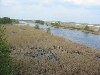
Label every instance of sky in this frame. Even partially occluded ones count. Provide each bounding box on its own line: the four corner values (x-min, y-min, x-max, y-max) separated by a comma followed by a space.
0, 0, 100, 24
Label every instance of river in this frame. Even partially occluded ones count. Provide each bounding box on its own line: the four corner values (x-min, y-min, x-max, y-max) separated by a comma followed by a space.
20, 21, 100, 50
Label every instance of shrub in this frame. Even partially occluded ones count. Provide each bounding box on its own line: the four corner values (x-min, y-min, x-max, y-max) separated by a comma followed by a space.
0, 17, 12, 24
0, 25, 13, 75
84, 25, 89, 30
0, 17, 19, 24
47, 28, 51, 33
51, 21, 61, 28
35, 20, 44, 25
34, 24, 40, 29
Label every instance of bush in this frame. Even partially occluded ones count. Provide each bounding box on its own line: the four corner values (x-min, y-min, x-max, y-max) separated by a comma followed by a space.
51, 21, 61, 27
46, 28, 51, 33
0, 17, 19, 24
35, 20, 44, 25
34, 24, 40, 29
0, 25, 13, 75
84, 25, 89, 30
11, 19, 19, 24
0, 17, 12, 24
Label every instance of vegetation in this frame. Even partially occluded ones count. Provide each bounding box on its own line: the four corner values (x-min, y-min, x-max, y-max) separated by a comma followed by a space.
83, 25, 94, 33
0, 17, 12, 24
0, 25, 13, 75
84, 25, 89, 30
46, 27, 51, 33
35, 20, 44, 25
11, 19, 19, 24
34, 24, 40, 29
4, 25, 100, 75
51, 21, 61, 28
49, 22, 100, 35
0, 17, 19, 24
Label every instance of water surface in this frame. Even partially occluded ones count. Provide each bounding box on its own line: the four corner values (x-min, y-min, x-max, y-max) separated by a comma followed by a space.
21, 22, 100, 50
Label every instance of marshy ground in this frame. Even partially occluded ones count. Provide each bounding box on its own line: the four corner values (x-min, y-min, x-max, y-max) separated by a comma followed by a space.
5, 24, 100, 75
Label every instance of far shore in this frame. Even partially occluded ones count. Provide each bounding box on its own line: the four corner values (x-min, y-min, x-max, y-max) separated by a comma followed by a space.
45, 22, 100, 35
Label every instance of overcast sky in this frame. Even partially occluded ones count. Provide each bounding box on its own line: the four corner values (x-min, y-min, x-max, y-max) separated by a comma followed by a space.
0, 0, 100, 24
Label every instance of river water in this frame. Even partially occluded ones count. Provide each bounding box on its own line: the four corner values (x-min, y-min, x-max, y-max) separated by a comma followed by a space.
20, 21, 100, 50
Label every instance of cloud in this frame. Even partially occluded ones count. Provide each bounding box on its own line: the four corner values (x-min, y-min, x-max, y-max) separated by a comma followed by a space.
38, 0, 54, 4
0, 0, 100, 23
64, 0, 100, 6
1, 0, 18, 5
1, 0, 100, 6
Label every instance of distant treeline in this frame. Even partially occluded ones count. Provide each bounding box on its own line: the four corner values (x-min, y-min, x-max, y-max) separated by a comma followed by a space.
0, 17, 19, 24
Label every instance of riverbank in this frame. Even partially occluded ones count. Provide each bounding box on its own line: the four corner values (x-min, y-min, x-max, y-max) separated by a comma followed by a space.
46, 22, 100, 35
5, 24, 100, 75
